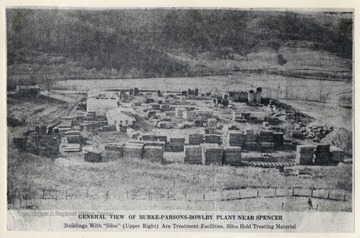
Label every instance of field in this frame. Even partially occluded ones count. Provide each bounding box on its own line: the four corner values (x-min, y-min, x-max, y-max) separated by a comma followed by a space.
7, 146, 352, 211
53, 73, 351, 102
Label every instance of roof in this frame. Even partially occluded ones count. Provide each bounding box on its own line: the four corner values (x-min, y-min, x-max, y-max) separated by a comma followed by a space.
106, 108, 136, 120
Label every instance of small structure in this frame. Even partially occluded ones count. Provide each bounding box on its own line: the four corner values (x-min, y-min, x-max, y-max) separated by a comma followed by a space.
165, 111, 175, 117
168, 138, 185, 152
147, 110, 156, 118
273, 132, 284, 149
227, 132, 245, 147
175, 107, 187, 117
330, 146, 345, 163
204, 134, 221, 144
255, 87, 262, 104
194, 88, 199, 96
83, 149, 103, 162
245, 130, 257, 142
205, 127, 216, 134
13, 137, 27, 150
65, 135, 83, 144
157, 136, 168, 143
296, 145, 315, 165
62, 143, 81, 152
244, 142, 261, 151
207, 118, 217, 127
189, 134, 204, 145
106, 108, 136, 131
315, 144, 331, 164
160, 104, 170, 112
223, 146, 242, 166
150, 103, 161, 111
123, 143, 144, 159
102, 143, 124, 161
258, 130, 274, 142
142, 134, 158, 141
249, 112, 270, 121
260, 142, 275, 152
81, 122, 99, 132
143, 145, 164, 162
157, 121, 172, 129
184, 145, 202, 164
201, 143, 223, 165
248, 90, 255, 102
16, 85, 41, 96
87, 95, 119, 114
144, 141, 166, 150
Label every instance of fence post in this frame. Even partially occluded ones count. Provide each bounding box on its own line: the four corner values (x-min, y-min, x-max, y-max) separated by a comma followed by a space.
274, 188, 277, 197
167, 191, 170, 199
292, 188, 295, 196
18, 190, 22, 209
282, 202, 284, 210
327, 190, 330, 199
203, 194, 206, 201
257, 189, 259, 198
126, 190, 129, 199
310, 188, 313, 197
184, 191, 187, 200
42, 190, 45, 199
343, 192, 346, 201
65, 191, 68, 200
106, 191, 109, 200
316, 204, 319, 210
25, 192, 28, 208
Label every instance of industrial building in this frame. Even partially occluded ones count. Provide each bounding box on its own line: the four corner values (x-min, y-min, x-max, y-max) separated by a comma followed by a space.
106, 108, 136, 131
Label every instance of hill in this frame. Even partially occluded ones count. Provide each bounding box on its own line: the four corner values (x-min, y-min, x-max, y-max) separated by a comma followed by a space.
6, 9, 353, 89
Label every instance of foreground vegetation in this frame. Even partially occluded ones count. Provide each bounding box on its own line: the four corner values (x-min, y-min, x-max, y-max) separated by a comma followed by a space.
7, 142, 352, 211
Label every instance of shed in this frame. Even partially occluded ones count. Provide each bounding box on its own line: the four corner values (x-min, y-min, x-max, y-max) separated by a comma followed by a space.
83, 149, 103, 162
106, 108, 136, 131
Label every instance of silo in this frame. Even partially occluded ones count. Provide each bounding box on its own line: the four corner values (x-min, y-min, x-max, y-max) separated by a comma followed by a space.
248, 90, 255, 102
255, 87, 262, 103
134, 88, 139, 96
194, 88, 199, 96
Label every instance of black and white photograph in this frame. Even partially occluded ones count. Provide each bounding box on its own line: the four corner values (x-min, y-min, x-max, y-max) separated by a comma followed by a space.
4, 6, 355, 233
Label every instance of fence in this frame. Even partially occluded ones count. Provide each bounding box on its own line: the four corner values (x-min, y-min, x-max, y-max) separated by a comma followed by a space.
7, 186, 351, 210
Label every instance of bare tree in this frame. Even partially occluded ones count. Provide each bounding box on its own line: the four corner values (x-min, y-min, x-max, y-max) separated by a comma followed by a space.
36, 65, 60, 93
318, 80, 330, 103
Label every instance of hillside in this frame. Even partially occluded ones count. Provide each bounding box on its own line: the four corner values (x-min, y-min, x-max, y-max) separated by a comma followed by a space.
6, 9, 353, 89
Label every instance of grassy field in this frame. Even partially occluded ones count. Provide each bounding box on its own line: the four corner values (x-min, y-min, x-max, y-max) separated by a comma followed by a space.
7, 143, 352, 211
281, 99, 352, 131
7, 91, 85, 125
53, 73, 351, 102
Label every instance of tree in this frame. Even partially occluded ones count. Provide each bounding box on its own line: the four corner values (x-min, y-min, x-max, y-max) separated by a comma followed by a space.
318, 80, 331, 103
34, 65, 61, 92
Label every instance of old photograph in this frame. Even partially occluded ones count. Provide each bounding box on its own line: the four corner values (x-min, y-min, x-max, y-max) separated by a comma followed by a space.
5, 7, 354, 232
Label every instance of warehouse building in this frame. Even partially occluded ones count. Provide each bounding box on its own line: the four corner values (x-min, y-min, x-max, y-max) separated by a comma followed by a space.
87, 91, 120, 114
106, 108, 136, 131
